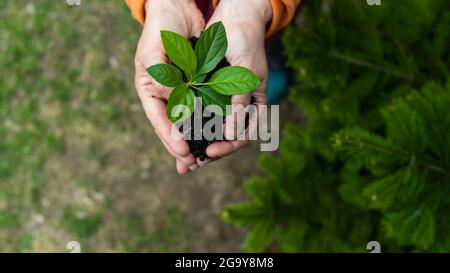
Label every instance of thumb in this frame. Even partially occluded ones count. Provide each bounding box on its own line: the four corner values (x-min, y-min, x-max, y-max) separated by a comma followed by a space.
135, 35, 172, 100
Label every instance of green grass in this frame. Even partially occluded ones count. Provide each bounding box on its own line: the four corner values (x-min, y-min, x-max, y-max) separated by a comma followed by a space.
122, 204, 189, 252
62, 204, 103, 240
0, 1, 190, 252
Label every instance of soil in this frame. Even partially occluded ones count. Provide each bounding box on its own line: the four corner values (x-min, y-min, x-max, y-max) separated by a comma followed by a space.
183, 111, 222, 161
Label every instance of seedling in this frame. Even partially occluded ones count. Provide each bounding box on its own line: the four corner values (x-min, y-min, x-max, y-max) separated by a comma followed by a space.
146, 22, 260, 123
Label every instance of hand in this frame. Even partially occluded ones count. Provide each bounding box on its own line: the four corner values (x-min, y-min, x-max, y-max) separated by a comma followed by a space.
204, 0, 272, 161
134, 0, 205, 174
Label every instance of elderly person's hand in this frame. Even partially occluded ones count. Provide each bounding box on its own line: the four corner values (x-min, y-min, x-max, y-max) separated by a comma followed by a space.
204, 0, 272, 162
134, 0, 205, 174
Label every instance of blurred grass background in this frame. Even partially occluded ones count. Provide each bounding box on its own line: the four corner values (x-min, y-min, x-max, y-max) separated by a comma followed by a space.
0, 0, 260, 252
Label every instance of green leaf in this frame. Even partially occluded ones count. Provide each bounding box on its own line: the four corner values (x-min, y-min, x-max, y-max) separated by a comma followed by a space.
362, 171, 403, 210
222, 203, 271, 225
193, 73, 207, 83
166, 85, 195, 123
146, 64, 184, 87
161, 30, 197, 80
382, 208, 435, 249
243, 219, 276, 252
278, 220, 308, 253
195, 22, 228, 75
204, 66, 260, 95
197, 87, 230, 115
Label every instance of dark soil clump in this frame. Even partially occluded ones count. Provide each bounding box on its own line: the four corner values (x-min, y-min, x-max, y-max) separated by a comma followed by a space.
181, 111, 222, 161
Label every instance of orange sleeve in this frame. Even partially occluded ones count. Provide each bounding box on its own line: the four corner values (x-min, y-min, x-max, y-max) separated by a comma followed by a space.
212, 0, 301, 37
126, 0, 301, 36
125, 0, 146, 25
266, 0, 302, 36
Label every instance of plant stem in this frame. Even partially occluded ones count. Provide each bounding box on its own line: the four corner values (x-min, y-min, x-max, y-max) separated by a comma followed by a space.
190, 85, 202, 96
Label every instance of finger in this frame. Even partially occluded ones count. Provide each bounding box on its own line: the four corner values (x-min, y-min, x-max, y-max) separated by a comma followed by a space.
137, 87, 193, 159
223, 52, 262, 141
197, 158, 209, 167
197, 156, 221, 167
197, 157, 211, 167
224, 47, 268, 140
189, 163, 199, 172
224, 94, 251, 140
247, 103, 260, 141
206, 139, 250, 158
136, 63, 196, 165
176, 159, 190, 175
252, 77, 268, 105
220, 103, 259, 156
135, 52, 172, 100
157, 129, 196, 166
189, 8, 206, 38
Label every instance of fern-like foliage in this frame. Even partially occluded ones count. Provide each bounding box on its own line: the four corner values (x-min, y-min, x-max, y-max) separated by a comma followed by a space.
334, 81, 450, 250
223, 0, 450, 252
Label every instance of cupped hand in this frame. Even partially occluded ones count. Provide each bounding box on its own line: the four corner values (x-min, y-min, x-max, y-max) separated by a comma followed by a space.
201, 0, 272, 165
134, 0, 205, 174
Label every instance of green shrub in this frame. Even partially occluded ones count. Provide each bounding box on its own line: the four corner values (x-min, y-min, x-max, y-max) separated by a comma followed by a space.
223, 0, 450, 252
